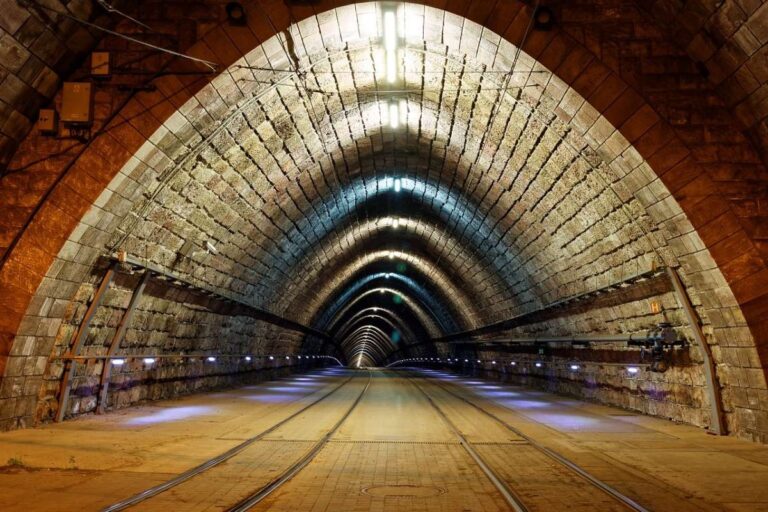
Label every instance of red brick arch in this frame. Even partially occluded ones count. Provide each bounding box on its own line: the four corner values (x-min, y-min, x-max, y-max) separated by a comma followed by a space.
0, 0, 766, 383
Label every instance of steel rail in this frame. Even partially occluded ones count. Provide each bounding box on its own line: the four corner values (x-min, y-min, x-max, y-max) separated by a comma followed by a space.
113, 254, 332, 340
423, 372, 651, 512
228, 371, 373, 511
401, 371, 529, 512
102, 372, 354, 512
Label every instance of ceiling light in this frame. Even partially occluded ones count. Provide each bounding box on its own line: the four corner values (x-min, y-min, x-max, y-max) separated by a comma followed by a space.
207, 356, 216, 362
570, 364, 580, 371
386, 51, 397, 83
269, 356, 274, 360
143, 358, 155, 365
627, 366, 640, 374
535, 362, 543, 368
245, 356, 252, 361
389, 102, 399, 128
111, 359, 125, 366
394, 179, 401, 192
384, 11, 397, 51
384, 10, 398, 83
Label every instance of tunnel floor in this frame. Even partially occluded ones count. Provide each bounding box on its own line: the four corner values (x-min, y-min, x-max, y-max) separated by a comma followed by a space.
0, 368, 766, 511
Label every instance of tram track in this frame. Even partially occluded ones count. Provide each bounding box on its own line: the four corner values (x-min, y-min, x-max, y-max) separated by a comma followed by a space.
105, 369, 652, 512
406, 370, 651, 512
402, 370, 530, 512
226, 370, 372, 511
102, 370, 359, 511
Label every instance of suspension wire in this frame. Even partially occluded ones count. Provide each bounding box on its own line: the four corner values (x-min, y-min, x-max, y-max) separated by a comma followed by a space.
96, 0, 153, 31
231, 64, 551, 75
23, 1, 217, 71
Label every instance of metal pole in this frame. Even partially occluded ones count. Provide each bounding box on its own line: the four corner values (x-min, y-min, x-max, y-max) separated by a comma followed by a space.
96, 271, 150, 414
448, 334, 644, 345
56, 262, 118, 422
667, 267, 727, 435
434, 266, 669, 342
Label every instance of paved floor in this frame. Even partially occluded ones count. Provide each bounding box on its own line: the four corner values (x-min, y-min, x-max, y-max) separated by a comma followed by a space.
0, 367, 766, 511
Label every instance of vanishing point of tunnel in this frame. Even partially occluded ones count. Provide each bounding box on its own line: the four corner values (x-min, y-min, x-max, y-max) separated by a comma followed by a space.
0, 1, 768, 511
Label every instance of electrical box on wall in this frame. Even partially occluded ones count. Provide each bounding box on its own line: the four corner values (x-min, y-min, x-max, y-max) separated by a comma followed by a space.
37, 109, 58, 135
60, 82, 93, 125
91, 51, 111, 77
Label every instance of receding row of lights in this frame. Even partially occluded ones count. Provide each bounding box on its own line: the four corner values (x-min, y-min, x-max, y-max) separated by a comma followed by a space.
110, 355, 334, 366
392, 358, 641, 375
380, 216, 407, 229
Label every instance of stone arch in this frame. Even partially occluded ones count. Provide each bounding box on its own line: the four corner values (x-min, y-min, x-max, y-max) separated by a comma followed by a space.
0, 1, 764, 440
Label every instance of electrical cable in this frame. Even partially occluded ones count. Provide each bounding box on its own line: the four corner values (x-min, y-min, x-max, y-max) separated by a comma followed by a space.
26, 1, 217, 71
96, 0, 153, 31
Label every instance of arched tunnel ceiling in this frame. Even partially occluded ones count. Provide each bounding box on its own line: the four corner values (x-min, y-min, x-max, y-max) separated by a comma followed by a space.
7, 2, 755, 366
97, 7, 671, 366
1, 0, 767, 439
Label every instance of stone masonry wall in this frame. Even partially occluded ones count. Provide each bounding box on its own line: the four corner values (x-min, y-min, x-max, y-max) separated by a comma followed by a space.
0, 1, 765, 442
4, 267, 320, 428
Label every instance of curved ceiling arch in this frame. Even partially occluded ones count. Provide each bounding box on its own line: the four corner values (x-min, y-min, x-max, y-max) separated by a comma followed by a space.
258, 190, 535, 318
116, 78, 658, 321
0, 1, 764, 439
334, 307, 422, 345
336, 313, 413, 354
321, 283, 447, 339
342, 325, 394, 363
272, 222, 510, 325
337, 314, 407, 348
328, 295, 442, 338
300, 249, 479, 329
313, 267, 466, 331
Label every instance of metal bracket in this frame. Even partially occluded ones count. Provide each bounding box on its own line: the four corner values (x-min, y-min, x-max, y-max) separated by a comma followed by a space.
667, 267, 727, 435
55, 262, 117, 422
96, 271, 150, 413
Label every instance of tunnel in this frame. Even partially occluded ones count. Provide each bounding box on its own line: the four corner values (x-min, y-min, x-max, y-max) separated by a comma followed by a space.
0, 0, 768, 510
